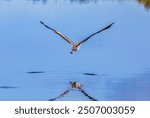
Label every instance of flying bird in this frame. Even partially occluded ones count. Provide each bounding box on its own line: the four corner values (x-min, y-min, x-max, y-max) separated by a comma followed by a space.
40, 21, 114, 54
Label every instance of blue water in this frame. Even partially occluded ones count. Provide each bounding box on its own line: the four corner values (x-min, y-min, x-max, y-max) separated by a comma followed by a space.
0, 0, 150, 100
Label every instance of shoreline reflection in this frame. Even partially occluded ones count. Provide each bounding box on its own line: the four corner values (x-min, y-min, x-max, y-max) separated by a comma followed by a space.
137, 0, 150, 9
3, 0, 150, 10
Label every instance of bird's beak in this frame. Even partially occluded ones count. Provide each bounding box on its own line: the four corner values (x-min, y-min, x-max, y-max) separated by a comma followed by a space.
70, 51, 73, 54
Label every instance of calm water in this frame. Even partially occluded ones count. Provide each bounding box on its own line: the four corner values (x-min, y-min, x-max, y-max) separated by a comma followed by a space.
0, 0, 150, 100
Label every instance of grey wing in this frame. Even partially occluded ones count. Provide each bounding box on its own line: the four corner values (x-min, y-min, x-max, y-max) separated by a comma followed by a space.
40, 21, 74, 44
77, 22, 114, 46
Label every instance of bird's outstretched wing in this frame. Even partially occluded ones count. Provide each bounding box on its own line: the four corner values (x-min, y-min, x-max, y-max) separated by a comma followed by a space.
77, 22, 114, 46
40, 21, 74, 44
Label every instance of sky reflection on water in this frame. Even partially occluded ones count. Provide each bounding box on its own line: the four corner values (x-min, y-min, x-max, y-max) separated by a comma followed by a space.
0, 0, 150, 100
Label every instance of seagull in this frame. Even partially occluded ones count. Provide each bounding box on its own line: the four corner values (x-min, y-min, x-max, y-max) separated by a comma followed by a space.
40, 21, 114, 54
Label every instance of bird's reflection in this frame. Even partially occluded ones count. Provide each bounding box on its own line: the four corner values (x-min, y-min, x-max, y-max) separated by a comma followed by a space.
49, 82, 98, 101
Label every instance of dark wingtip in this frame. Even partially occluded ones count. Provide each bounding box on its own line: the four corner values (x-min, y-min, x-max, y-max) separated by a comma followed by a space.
109, 22, 115, 27
40, 21, 44, 24
106, 22, 115, 29
103, 22, 115, 30
111, 22, 115, 25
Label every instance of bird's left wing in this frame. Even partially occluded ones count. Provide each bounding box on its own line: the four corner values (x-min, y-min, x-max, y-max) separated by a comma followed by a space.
77, 22, 114, 47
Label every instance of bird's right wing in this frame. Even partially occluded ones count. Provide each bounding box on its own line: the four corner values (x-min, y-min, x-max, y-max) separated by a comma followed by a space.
40, 21, 74, 44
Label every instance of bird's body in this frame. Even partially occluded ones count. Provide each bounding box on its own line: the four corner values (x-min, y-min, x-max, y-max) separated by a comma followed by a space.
70, 43, 81, 54
40, 21, 114, 54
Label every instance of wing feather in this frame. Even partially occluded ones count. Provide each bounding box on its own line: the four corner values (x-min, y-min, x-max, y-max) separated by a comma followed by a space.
40, 21, 74, 44
77, 22, 114, 46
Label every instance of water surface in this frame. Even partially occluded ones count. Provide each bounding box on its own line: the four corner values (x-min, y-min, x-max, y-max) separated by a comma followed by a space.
0, 0, 150, 100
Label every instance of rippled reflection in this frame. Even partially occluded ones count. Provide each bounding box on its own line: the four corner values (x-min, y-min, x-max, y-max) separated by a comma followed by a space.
69, 0, 98, 4
4, 0, 98, 4
0, 86, 18, 89
30, 0, 98, 4
3, 0, 150, 9
28, 0, 47, 4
